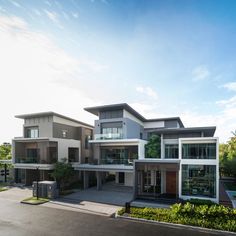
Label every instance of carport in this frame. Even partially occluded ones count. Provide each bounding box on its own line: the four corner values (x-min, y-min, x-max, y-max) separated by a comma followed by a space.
73, 163, 134, 190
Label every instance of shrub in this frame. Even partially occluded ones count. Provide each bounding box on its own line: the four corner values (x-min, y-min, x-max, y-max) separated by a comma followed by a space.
118, 203, 236, 232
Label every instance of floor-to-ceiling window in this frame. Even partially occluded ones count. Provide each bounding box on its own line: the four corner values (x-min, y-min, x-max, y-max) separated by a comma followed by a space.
182, 143, 216, 159
182, 165, 216, 198
165, 144, 179, 159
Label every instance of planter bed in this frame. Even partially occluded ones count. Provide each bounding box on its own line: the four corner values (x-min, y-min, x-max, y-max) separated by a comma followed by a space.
117, 202, 236, 233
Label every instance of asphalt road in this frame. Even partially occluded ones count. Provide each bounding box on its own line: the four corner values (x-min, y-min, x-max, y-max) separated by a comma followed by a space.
0, 194, 233, 236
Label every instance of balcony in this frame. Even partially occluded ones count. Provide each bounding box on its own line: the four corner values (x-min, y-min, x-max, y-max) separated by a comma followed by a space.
15, 156, 57, 164
94, 133, 123, 140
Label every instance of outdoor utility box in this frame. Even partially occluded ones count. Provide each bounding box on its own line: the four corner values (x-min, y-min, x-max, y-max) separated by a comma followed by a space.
32, 181, 59, 199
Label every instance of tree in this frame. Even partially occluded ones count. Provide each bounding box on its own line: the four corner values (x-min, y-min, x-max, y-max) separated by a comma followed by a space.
51, 159, 74, 191
219, 133, 236, 178
145, 134, 161, 158
0, 143, 11, 160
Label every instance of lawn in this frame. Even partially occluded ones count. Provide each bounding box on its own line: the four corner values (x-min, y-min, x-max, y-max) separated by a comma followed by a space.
21, 197, 49, 205
224, 181, 236, 191
118, 202, 236, 232
0, 183, 8, 192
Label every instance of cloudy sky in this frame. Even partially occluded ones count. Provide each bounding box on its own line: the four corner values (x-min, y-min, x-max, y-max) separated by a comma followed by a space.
0, 0, 235, 143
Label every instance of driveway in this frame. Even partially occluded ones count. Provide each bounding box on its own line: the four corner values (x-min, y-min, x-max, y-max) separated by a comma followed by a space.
45, 182, 133, 216
0, 186, 32, 202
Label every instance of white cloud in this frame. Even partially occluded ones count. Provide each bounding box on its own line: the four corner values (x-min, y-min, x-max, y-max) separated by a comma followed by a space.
0, 15, 104, 143
44, 10, 63, 28
72, 12, 79, 18
8, 0, 21, 8
192, 65, 210, 81
223, 82, 236, 91
136, 86, 158, 100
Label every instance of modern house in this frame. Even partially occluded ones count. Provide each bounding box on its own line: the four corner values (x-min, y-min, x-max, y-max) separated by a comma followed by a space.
12, 104, 219, 203
12, 112, 93, 185
74, 103, 219, 203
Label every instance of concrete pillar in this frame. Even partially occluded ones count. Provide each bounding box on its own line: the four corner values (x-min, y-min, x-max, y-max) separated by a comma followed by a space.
83, 171, 89, 189
161, 134, 164, 159
161, 169, 166, 194
96, 171, 102, 190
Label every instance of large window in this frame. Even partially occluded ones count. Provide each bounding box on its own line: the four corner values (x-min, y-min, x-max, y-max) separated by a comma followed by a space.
26, 127, 39, 138
101, 146, 138, 165
68, 148, 79, 162
99, 110, 123, 119
165, 144, 178, 159
182, 143, 216, 159
182, 165, 216, 198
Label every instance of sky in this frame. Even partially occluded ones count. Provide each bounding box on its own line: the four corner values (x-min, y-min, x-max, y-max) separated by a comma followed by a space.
0, 0, 236, 143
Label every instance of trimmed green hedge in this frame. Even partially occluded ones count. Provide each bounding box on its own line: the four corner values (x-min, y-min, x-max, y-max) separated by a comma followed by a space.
118, 203, 236, 232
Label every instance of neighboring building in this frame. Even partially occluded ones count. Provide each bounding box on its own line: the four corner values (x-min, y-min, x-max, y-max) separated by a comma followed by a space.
74, 103, 219, 203
12, 112, 93, 185
12, 104, 219, 203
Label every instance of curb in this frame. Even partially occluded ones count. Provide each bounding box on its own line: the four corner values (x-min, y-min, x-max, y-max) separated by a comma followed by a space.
115, 213, 236, 235
21, 200, 49, 205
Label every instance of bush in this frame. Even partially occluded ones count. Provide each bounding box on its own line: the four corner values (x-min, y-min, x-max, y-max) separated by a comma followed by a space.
118, 203, 236, 232
187, 198, 216, 206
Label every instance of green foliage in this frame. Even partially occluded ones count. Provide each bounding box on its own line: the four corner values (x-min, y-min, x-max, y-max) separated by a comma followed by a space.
51, 160, 74, 190
0, 143, 11, 160
145, 135, 161, 158
118, 203, 236, 232
187, 198, 216, 206
220, 135, 236, 177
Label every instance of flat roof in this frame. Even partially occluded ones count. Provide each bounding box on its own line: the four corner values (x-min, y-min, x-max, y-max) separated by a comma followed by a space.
146, 126, 216, 137
84, 103, 184, 127
15, 112, 93, 128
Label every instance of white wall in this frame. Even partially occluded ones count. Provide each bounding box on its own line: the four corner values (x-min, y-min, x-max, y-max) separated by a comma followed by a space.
143, 121, 165, 129
123, 110, 143, 126
53, 138, 81, 163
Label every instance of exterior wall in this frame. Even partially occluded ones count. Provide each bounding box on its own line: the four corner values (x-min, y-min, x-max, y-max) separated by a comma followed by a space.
56, 138, 81, 162
124, 118, 144, 139
78, 127, 93, 164
123, 110, 143, 126
24, 116, 53, 138
124, 172, 133, 186
143, 121, 165, 129
53, 123, 79, 140
53, 115, 92, 129
165, 120, 178, 128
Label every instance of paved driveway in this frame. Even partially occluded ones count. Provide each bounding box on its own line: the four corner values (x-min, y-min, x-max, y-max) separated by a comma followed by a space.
46, 183, 133, 216
0, 186, 32, 202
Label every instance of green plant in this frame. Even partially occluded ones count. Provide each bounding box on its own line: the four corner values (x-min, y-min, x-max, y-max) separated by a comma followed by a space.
145, 135, 161, 158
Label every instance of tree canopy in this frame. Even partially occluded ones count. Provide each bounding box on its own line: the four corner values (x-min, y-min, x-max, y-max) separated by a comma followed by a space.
145, 134, 161, 158
219, 134, 236, 177
0, 143, 11, 160
51, 159, 74, 190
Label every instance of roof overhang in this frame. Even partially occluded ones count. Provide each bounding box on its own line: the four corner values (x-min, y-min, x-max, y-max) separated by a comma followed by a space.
14, 163, 55, 170
146, 126, 216, 137
72, 163, 134, 172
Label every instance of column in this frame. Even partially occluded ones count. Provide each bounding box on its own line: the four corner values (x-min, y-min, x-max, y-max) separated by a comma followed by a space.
96, 171, 102, 190
161, 169, 166, 194
83, 171, 89, 189
161, 134, 164, 159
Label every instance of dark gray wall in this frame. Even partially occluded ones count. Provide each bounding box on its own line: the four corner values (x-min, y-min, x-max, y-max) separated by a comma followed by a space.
53, 123, 80, 140
165, 120, 179, 128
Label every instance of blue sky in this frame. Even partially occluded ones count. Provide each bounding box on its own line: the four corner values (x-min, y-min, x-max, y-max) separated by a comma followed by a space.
0, 0, 236, 143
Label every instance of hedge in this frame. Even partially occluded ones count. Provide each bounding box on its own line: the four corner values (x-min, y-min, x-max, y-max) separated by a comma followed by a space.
118, 203, 236, 232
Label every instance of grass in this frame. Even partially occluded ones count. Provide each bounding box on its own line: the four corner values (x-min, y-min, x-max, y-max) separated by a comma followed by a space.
0, 183, 8, 192
21, 197, 49, 205
224, 182, 236, 191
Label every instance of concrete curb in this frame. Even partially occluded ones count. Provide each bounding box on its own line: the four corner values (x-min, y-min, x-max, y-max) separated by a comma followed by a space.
115, 212, 236, 235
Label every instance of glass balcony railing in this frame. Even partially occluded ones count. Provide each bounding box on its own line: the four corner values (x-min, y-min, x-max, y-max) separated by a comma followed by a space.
94, 133, 123, 140
15, 157, 38, 164
15, 157, 57, 164
100, 158, 134, 165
